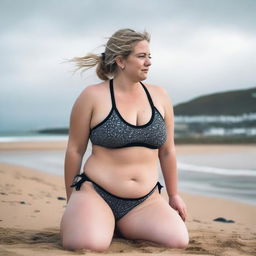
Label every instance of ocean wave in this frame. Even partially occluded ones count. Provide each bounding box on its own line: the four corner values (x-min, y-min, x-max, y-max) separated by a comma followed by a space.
178, 162, 256, 177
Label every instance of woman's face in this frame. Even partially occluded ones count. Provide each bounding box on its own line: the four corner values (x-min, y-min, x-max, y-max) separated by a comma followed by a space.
123, 40, 152, 81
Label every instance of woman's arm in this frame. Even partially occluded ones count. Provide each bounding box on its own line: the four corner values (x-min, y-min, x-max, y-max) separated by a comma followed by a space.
64, 86, 94, 202
157, 87, 187, 221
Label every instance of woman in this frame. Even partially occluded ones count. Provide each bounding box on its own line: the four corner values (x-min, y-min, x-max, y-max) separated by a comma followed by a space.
60, 28, 189, 251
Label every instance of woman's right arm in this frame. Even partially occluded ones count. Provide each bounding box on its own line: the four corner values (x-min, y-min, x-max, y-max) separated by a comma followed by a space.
64, 86, 95, 202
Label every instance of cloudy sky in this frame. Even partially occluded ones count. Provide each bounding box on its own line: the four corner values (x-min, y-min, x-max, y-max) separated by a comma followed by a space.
1, 0, 256, 132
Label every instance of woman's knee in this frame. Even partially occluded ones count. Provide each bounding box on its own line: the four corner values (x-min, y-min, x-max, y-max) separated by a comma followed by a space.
164, 229, 189, 249
62, 235, 111, 252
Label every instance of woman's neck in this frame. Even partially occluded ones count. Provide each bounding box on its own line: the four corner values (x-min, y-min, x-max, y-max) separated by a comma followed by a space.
113, 75, 140, 93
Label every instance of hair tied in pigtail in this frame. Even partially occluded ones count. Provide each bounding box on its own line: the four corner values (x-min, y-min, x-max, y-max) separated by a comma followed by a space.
101, 52, 105, 61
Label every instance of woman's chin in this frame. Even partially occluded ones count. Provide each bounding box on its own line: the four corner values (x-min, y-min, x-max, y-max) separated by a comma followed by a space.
139, 74, 148, 81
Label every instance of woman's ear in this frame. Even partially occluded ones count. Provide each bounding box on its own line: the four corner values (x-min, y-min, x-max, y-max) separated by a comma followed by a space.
115, 56, 125, 70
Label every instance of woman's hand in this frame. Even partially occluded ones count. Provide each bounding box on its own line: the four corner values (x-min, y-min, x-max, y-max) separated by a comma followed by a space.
169, 194, 187, 221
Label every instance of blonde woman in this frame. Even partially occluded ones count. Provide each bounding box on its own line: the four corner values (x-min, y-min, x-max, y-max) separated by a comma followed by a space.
60, 28, 189, 251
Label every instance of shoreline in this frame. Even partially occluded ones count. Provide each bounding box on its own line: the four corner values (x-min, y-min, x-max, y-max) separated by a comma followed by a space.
0, 141, 255, 205
0, 140, 256, 150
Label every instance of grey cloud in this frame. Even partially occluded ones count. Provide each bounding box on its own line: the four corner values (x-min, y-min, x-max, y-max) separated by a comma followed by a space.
1, 0, 255, 36
0, 0, 256, 131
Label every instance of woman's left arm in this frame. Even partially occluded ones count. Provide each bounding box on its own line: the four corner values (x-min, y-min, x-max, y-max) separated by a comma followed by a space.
157, 87, 187, 221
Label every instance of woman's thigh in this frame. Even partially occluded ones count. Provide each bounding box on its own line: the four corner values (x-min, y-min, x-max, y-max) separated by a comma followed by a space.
117, 191, 189, 248
60, 182, 115, 251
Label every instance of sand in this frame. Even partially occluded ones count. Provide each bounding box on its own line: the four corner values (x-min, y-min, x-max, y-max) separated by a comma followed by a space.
0, 142, 256, 256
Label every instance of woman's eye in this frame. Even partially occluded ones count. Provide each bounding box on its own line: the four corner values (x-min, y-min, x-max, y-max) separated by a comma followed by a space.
138, 55, 151, 59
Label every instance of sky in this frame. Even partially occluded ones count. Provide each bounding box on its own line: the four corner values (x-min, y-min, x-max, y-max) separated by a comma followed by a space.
1, 0, 256, 132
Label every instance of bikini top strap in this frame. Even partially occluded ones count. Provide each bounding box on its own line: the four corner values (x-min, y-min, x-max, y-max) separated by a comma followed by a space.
109, 79, 116, 109
110, 79, 154, 109
140, 81, 155, 108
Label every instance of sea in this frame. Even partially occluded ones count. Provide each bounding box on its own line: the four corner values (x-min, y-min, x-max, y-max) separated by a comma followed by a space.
0, 133, 255, 206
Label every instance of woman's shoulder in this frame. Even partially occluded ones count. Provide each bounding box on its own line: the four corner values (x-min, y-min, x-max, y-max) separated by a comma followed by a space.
77, 81, 108, 101
145, 83, 171, 102
81, 81, 107, 96
72, 81, 108, 110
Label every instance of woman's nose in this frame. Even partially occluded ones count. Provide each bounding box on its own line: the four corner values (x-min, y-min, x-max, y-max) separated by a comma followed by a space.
145, 57, 151, 66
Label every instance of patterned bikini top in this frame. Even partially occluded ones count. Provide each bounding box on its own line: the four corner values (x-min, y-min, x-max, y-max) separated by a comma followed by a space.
89, 79, 167, 149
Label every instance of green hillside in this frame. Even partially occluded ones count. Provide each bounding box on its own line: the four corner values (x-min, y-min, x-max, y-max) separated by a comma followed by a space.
174, 87, 256, 116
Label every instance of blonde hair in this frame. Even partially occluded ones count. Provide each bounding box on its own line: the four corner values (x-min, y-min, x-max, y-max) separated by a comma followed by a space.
71, 29, 151, 80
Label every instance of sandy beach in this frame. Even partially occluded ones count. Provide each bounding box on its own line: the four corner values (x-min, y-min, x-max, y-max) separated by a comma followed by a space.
0, 142, 256, 256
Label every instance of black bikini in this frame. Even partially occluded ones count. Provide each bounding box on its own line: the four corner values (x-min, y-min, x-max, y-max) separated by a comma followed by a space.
71, 172, 163, 220
71, 79, 167, 220
89, 79, 167, 149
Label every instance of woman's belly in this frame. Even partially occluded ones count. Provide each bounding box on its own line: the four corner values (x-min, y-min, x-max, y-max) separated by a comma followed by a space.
83, 145, 159, 198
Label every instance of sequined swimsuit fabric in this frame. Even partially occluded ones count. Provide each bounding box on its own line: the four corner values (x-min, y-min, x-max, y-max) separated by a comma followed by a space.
89, 79, 167, 149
